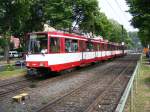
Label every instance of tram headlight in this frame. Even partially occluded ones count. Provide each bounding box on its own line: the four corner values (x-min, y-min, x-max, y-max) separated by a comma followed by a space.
39, 63, 44, 67
26, 62, 29, 66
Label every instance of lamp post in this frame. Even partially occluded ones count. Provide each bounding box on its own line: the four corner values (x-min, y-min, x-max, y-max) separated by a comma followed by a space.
121, 25, 125, 54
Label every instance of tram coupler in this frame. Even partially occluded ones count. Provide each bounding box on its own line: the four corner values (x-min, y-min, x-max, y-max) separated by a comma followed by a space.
27, 68, 39, 76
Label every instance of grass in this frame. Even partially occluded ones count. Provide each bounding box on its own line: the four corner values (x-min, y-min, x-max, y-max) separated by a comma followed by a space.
134, 57, 150, 112
0, 69, 26, 80
124, 55, 150, 112
0, 59, 16, 65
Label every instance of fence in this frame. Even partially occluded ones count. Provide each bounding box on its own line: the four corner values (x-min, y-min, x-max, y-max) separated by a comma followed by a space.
115, 54, 142, 112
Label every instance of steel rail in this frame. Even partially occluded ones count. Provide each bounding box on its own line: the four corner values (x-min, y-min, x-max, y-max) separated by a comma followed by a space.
84, 62, 134, 112
36, 62, 122, 112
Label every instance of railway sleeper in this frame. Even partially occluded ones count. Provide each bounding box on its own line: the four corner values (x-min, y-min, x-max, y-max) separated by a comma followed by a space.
98, 104, 114, 111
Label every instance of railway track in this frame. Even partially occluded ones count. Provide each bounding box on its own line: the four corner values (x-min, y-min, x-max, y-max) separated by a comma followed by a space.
85, 63, 136, 112
0, 67, 93, 97
0, 62, 111, 101
0, 57, 113, 100
0, 78, 29, 88
0, 78, 32, 98
36, 58, 138, 112
0, 54, 140, 112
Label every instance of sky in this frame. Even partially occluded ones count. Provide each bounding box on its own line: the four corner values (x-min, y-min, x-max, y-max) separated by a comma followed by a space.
98, 0, 138, 32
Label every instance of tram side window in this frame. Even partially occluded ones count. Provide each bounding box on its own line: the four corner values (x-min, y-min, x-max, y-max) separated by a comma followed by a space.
113, 46, 115, 50
65, 39, 72, 52
104, 44, 107, 51
72, 40, 78, 52
109, 45, 111, 51
108, 44, 110, 51
79, 41, 86, 51
65, 39, 78, 52
86, 42, 94, 51
110, 45, 112, 51
99, 44, 101, 51
103, 44, 106, 51
101, 43, 104, 51
50, 37, 60, 53
96, 44, 100, 51
110, 45, 111, 50
112, 45, 114, 50
116, 46, 118, 50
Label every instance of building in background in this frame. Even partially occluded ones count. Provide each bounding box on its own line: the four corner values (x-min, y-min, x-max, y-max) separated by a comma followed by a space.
10, 36, 20, 49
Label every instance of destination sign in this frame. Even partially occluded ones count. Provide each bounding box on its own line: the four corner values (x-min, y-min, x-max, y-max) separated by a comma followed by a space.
30, 34, 47, 39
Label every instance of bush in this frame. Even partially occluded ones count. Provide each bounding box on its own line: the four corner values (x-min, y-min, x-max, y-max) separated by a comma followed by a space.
4, 65, 15, 71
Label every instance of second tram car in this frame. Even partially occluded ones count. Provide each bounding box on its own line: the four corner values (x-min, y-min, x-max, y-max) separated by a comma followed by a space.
26, 31, 125, 76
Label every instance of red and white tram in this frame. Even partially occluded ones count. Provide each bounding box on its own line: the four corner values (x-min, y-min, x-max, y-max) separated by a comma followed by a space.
26, 31, 125, 75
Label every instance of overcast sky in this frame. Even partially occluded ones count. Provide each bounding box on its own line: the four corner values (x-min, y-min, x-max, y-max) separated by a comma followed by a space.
98, 0, 138, 31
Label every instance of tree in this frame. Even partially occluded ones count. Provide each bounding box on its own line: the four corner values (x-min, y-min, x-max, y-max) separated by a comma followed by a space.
0, 0, 132, 64
43, 0, 72, 29
0, 38, 7, 49
75, 0, 99, 33
128, 31, 142, 49
0, 0, 32, 63
126, 0, 150, 46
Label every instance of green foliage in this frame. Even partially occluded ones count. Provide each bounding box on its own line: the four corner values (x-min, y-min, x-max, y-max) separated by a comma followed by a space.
0, 38, 7, 48
126, 0, 150, 46
16, 47, 25, 52
0, 69, 25, 79
109, 20, 122, 42
0, 0, 131, 49
4, 65, 15, 71
77, 0, 99, 32
43, 0, 72, 29
0, 0, 32, 62
0, 0, 32, 34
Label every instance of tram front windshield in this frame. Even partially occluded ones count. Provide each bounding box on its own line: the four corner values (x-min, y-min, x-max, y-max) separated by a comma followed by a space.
28, 34, 48, 54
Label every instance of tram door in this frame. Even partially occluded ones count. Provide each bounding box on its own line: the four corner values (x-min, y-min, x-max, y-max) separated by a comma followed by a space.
95, 43, 98, 58
79, 40, 86, 61
100, 43, 102, 58
101, 43, 104, 57
79, 40, 83, 60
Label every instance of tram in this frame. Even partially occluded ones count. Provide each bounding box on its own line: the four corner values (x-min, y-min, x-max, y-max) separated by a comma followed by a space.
26, 31, 125, 76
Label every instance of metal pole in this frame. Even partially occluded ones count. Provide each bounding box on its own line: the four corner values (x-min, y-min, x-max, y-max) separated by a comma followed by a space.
135, 63, 139, 94
135, 67, 137, 94
131, 85, 134, 112
21, 62, 22, 69
121, 25, 124, 54
130, 91, 131, 112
